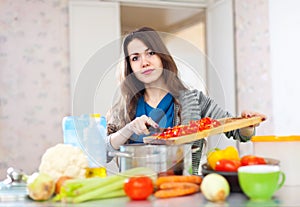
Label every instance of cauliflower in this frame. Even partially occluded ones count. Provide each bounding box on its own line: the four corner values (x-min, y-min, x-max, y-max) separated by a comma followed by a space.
38, 143, 89, 181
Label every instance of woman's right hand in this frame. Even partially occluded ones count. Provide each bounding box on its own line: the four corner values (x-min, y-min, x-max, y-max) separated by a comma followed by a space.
110, 115, 159, 150
127, 115, 159, 135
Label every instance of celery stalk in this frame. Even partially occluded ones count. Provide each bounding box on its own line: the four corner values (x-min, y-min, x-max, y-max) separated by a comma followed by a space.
73, 175, 123, 196
73, 179, 125, 203
59, 167, 157, 203
61, 177, 105, 197
97, 189, 126, 199
73, 167, 156, 196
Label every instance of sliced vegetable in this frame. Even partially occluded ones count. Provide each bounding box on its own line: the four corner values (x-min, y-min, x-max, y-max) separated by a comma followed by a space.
197, 117, 221, 131
215, 159, 241, 172
207, 146, 240, 170
156, 175, 202, 188
156, 117, 221, 138
200, 173, 230, 202
124, 176, 154, 200
240, 155, 266, 166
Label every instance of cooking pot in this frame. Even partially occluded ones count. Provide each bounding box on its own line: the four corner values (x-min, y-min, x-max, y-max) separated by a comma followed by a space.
112, 144, 192, 175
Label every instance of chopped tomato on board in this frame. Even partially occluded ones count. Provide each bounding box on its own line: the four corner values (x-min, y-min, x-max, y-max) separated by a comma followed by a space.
157, 117, 221, 139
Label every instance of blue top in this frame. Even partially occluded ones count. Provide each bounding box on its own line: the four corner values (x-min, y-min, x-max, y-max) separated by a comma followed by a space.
129, 93, 174, 143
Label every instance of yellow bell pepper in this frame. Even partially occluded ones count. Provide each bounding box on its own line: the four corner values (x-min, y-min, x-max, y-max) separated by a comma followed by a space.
207, 146, 240, 170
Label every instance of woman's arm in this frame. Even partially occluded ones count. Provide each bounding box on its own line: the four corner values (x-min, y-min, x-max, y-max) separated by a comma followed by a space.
194, 90, 266, 141
105, 115, 158, 162
108, 115, 158, 149
108, 123, 134, 150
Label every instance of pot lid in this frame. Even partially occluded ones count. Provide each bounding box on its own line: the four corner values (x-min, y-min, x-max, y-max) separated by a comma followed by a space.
252, 135, 300, 142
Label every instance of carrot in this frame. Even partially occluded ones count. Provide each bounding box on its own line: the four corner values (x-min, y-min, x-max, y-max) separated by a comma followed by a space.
154, 186, 199, 198
159, 182, 199, 190
156, 175, 202, 187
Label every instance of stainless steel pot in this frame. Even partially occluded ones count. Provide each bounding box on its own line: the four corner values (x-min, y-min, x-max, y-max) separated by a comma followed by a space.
112, 144, 192, 175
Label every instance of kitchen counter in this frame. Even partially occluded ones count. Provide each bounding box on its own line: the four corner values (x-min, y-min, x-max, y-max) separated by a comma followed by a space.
0, 185, 299, 207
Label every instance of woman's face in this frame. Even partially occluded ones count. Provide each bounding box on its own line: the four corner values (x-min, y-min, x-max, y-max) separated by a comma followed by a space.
127, 38, 164, 85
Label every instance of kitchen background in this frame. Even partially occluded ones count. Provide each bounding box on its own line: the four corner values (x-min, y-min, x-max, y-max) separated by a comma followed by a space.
0, 0, 299, 178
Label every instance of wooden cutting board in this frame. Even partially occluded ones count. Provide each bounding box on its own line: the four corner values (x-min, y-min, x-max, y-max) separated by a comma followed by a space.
143, 116, 265, 145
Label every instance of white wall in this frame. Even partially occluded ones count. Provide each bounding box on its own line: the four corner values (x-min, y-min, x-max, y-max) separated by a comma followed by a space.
166, 23, 207, 92
269, 0, 300, 135
206, 0, 237, 150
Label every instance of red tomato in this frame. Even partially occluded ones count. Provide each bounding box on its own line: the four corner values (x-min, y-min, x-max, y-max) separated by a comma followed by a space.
212, 119, 221, 127
199, 117, 212, 131
124, 176, 154, 200
215, 159, 241, 172
240, 155, 266, 166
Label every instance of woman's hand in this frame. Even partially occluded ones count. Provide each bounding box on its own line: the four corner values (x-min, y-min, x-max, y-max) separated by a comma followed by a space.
128, 115, 159, 135
241, 111, 267, 127
239, 111, 267, 138
110, 115, 159, 150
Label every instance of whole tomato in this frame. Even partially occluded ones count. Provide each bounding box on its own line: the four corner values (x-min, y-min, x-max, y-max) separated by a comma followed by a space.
215, 159, 241, 172
124, 176, 154, 200
240, 155, 266, 166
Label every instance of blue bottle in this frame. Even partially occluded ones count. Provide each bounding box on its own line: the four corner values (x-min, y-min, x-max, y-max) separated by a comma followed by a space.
62, 116, 78, 147
81, 115, 107, 167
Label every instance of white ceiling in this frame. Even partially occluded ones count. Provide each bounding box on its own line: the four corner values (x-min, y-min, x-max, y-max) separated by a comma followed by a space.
120, 5, 205, 34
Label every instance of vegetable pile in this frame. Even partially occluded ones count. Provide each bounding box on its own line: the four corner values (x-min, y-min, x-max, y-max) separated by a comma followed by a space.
156, 117, 221, 139
26, 144, 89, 201
26, 143, 221, 203
207, 146, 267, 172
52, 173, 203, 202
53, 167, 157, 203
26, 143, 270, 204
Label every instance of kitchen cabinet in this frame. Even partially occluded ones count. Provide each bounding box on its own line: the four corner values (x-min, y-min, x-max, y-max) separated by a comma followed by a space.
69, 1, 121, 116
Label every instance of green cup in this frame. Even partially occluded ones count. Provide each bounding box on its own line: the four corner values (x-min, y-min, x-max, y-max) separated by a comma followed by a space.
238, 165, 285, 201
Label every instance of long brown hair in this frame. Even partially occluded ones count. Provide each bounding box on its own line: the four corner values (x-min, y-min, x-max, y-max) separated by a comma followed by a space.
107, 27, 187, 134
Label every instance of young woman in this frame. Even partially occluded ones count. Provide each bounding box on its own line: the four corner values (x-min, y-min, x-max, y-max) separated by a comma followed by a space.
105, 27, 266, 174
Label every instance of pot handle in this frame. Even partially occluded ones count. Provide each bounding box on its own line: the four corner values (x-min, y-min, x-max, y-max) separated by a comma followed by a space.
108, 151, 133, 158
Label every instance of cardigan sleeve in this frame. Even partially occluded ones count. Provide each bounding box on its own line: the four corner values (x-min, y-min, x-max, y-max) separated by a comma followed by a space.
179, 89, 253, 142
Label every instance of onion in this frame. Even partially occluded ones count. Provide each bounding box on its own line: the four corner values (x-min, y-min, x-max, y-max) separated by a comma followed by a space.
27, 172, 55, 201
200, 173, 230, 202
